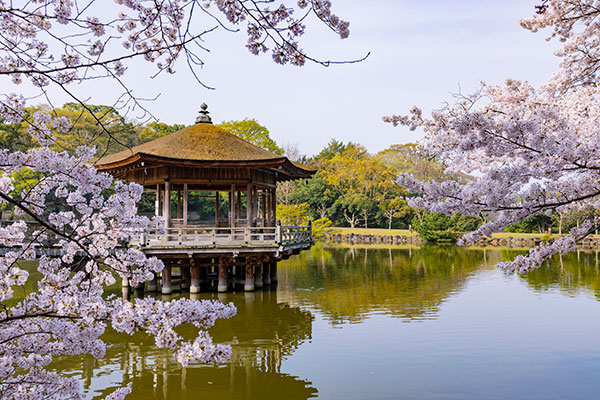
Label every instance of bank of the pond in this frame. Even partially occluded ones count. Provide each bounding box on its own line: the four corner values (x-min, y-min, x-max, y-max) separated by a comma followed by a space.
323, 227, 600, 248
51, 244, 600, 400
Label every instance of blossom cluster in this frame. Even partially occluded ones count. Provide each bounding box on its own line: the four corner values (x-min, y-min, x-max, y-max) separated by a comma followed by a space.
520, 0, 600, 89
0, 129, 236, 398
0, 0, 350, 97
385, 75, 600, 272
0, 0, 352, 398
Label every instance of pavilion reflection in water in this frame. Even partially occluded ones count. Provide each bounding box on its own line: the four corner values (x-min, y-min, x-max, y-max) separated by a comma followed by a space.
51, 245, 600, 399
56, 289, 317, 399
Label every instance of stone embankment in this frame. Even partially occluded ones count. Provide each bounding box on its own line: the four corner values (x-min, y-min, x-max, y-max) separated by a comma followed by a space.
324, 232, 600, 249
470, 236, 600, 249
324, 232, 423, 245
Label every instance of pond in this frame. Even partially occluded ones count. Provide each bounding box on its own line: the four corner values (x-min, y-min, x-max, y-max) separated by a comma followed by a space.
51, 244, 600, 399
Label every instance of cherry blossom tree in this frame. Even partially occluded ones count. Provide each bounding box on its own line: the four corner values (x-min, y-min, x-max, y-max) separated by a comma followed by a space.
0, 0, 353, 398
385, 0, 600, 274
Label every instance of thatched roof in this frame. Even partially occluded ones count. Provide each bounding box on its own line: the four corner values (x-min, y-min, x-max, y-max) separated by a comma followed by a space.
94, 121, 315, 180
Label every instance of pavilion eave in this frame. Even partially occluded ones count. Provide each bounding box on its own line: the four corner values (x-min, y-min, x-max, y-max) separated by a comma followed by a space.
95, 153, 314, 181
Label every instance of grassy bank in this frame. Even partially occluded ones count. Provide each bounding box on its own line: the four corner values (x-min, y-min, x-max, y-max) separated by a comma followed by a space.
324, 227, 600, 240
324, 227, 419, 237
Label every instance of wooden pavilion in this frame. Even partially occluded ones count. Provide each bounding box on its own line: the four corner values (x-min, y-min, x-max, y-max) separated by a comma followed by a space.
95, 105, 314, 293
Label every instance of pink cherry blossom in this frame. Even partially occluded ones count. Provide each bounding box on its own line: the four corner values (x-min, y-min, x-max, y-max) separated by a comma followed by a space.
0, 1, 352, 397
0, 142, 237, 398
385, 2, 600, 273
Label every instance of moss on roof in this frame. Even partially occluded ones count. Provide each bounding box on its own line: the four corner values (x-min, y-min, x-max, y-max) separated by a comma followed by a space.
291, 160, 316, 173
96, 122, 285, 166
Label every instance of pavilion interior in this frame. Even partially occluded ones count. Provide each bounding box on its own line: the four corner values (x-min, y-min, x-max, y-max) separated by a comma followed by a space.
139, 183, 277, 228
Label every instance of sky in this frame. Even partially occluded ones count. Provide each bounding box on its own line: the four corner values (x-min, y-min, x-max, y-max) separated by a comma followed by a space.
11, 0, 562, 157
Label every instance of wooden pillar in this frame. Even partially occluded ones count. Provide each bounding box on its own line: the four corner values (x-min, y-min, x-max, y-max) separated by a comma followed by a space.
265, 190, 271, 226
183, 183, 188, 226
218, 256, 231, 293
177, 189, 182, 219
163, 180, 171, 229
270, 259, 278, 283
190, 262, 201, 293
262, 261, 271, 285
261, 192, 267, 227
215, 191, 220, 227
237, 191, 242, 222
245, 262, 255, 292
228, 190, 232, 226
181, 265, 191, 290
162, 264, 172, 294
247, 184, 254, 227
218, 264, 228, 292
271, 187, 277, 226
253, 186, 257, 224
229, 185, 235, 227
155, 184, 160, 217
254, 262, 263, 288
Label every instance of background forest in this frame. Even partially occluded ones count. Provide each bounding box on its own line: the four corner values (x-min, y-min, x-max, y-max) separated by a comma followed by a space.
2, 103, 591, 240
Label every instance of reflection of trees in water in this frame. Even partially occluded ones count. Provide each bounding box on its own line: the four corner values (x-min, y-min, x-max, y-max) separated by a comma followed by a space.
210, 289, 314, 374
278, 243, 488, 325
500, 248, 600, 298
49, 289, 317, 400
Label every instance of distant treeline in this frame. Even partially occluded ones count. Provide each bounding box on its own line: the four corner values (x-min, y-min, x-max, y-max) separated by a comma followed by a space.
2, 104, 589, 240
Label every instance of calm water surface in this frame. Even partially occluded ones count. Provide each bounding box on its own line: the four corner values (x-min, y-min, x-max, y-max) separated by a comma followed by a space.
53, 244, 600, 399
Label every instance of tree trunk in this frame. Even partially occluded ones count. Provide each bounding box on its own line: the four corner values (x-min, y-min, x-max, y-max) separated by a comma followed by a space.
415, 208, 424, 221
344, 210, 357, 228
317, 203, 328, 219
559, 214, 563, 235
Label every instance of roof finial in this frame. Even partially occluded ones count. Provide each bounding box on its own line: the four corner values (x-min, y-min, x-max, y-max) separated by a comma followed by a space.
195, 103, 212, 124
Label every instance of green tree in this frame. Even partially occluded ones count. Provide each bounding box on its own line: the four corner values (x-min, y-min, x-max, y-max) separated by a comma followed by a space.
0, 103, 139, 156
380, 197, 411, 230
1, 104, 141, 212
0, 110, 36, 152
328, 192, 370, 228
278, 203, 310, 225
376, 143, 448, 182
218, 118, 283, 154
311, 217, 333, 238
310, 139, 352, 167
55, 103, 138, 155
321, 144, 397, 228
288, 173, 334, 219
0, 104, 193, 157
505, 214, 553, 234
412, 212, 482, 242
284, 141, 475, 230
139, 121, 187, 144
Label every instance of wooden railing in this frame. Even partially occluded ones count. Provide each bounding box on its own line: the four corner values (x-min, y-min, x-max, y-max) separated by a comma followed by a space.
280, 225, 312, 246
132, 225, 312, 248
0, 220, 313, 250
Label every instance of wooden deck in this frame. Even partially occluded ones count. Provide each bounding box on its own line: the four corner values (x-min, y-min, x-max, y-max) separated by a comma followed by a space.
0, 221, 313, 257
0, 220, 312, 293
133, 225, 312, 255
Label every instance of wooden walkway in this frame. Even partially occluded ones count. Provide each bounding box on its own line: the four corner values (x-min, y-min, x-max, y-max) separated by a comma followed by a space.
0, 220, 312, 293
0, 221, 312, 257
135, 225, 312, 254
